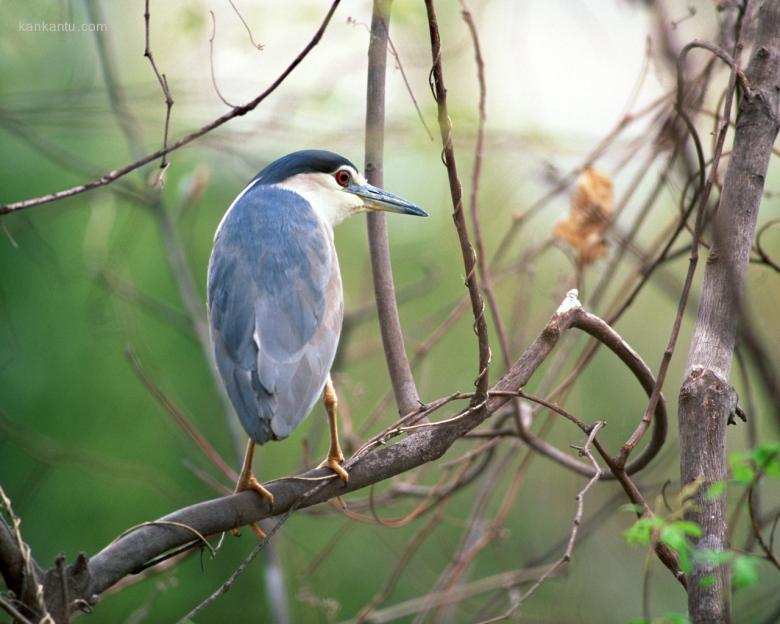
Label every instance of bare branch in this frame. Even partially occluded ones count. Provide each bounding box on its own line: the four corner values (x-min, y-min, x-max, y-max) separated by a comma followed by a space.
364, 0, 422, 417
177, 508, 292, 623
344, 565, 555, 624
0, 487, 49, 623
125, 348, 238, 483
459, 0, 513, 376
679, 2, 780, 621
425, 0, 492, 403
143, 0, 175, 169
208, 11, 239, 108
0, 0, 342, 215
52, 292, 661, 607
226, 0, 265, 50
478, 422, 605, 623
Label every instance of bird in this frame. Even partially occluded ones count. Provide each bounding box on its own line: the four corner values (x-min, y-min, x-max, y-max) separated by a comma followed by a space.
207, 149, 427, 518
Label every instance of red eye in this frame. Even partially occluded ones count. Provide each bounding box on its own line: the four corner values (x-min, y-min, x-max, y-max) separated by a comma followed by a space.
335, 170, 351, 187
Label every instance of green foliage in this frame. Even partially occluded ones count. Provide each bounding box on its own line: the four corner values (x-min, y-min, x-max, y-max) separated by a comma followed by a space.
751, 443, 780, 477
623, 516, 665, 546
693, 549, 733, 566
729, 442, 780, 485
732, 555, 761, 590
623, 515, 701, 574
729, 455, 755, 485
659, 522, 702, 574
624, 513, 764, 594
705, 480, 725, 500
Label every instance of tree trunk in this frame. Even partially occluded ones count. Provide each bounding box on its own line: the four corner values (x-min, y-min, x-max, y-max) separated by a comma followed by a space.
679, 3, 780, 622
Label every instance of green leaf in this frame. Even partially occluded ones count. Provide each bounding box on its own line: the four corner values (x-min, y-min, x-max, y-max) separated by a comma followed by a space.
733, 555, 760, 589
620, 503, 644, 514
730, 460, 755, 485
694, 549, 733, 565
660, 525, 693, 573
670, 521, 702, 537
624, 517, 664, 546
751, 443, 780, 477
705, 481, 725, 500
699, 574, 716, 588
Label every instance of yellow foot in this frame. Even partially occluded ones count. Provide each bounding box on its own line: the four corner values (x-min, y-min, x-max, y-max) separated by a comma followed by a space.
318, 455, 349, 483
237, 475, 275, 507
232, 522, 268, 539
231, 476, 274, 539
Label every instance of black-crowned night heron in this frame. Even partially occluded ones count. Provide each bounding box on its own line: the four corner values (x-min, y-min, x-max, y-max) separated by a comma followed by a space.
207, 150, 426, 517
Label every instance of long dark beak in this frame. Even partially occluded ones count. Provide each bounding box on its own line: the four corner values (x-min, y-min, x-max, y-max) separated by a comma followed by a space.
349, 183, 428, 217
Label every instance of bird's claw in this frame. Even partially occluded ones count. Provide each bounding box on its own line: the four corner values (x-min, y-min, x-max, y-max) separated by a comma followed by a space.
234, 474, 274, 508
231, 522, 268, 539
231, 475, 274, 539
319, 455, 349, 483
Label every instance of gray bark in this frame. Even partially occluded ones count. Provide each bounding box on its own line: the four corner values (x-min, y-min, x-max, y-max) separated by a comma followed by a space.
678, 3, 780, 622
364, 0, 422, 417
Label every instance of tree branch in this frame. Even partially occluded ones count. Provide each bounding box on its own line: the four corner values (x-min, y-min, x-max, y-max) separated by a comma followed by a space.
679, 2, 780, 622
0, 0, 341, 215
425, 0, 492, 404
4, 291, 658, 619
364, 0, 422, 417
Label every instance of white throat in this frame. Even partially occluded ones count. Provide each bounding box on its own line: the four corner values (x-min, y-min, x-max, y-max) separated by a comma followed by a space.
274, 171, 364, 227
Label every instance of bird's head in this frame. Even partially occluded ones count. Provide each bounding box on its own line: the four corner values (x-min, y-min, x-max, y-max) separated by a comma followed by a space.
256, 149, 428, 226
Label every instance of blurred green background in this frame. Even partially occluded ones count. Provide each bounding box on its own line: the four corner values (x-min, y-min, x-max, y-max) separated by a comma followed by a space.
1, 1, 779, 622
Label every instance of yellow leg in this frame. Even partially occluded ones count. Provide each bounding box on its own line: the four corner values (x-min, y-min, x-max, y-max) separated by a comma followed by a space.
233, 439, 274, 539
318, 377, 349, 483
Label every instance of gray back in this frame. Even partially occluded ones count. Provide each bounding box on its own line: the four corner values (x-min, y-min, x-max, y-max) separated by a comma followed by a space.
207, 185, 343, 444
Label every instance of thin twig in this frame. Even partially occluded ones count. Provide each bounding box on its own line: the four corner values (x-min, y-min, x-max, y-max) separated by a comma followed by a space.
227, 0, 264, 50
0, 594, 34, 624
209, 11, 238, 108
176, 508, 294, 622
478, 422, 605, 623
425, 0, 492, 404
126, 347, 238, 483
459, 0, 513, 377
143, 0, 175, 170
749, 484, 780, 572
0, 0, 342, 215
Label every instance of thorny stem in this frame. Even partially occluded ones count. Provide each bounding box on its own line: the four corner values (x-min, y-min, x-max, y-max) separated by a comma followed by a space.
425, 0, 492, 404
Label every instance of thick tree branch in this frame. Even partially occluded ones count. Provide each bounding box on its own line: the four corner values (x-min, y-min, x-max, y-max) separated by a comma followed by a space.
6, 291, 664, 620
679, 2, 780, 622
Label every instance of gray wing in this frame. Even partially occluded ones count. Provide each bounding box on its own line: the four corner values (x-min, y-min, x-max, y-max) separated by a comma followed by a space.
207, 186, 343, 444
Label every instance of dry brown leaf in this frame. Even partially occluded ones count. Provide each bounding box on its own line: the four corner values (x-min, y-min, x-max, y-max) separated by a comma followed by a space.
553, 167, 614, 265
